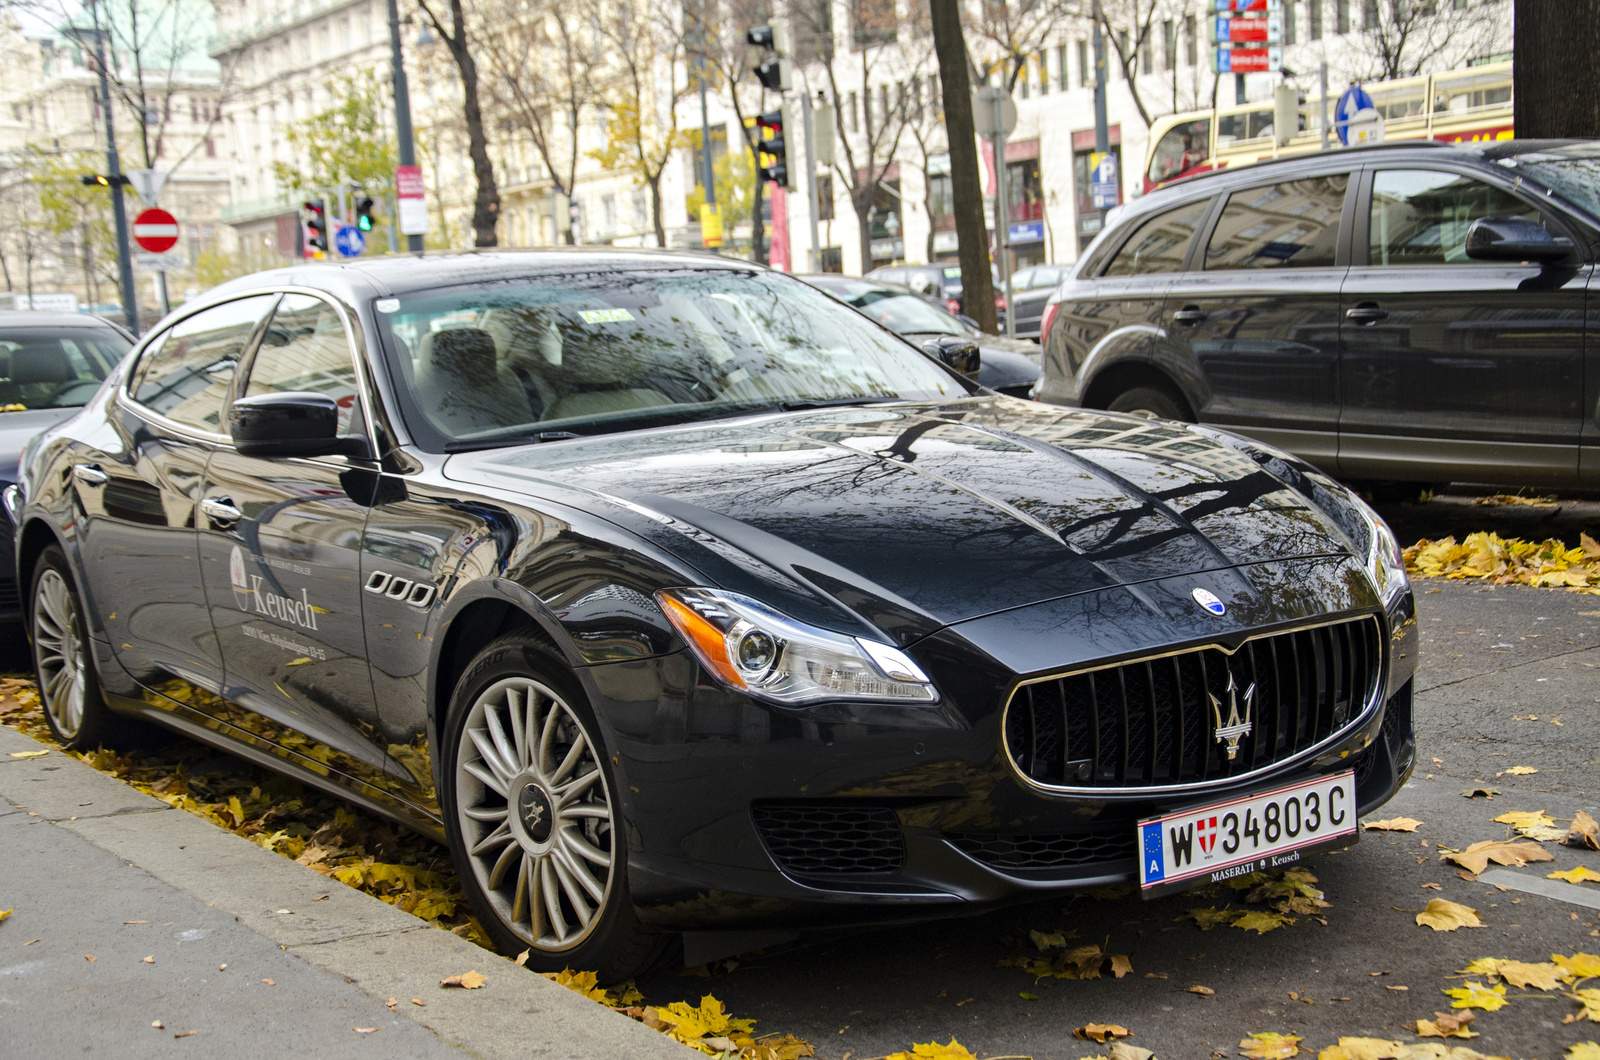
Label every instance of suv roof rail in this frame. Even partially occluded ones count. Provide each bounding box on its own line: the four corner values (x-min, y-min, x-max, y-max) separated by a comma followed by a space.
1159, 139, 1459, 193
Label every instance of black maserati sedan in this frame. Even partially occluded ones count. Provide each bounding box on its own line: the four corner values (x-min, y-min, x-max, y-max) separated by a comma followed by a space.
8, 251, 1415, 980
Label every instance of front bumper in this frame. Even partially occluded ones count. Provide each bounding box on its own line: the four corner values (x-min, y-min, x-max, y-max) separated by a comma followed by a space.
586, 556, 1417, 931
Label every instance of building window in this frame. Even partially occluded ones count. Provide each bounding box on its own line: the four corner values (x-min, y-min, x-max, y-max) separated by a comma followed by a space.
205, 137, 215, 157
1117, 31, 1129, 78
1284, 2, 1297, 43
850, 0, 895, 49
847, 92, 858, 132
1336, 0, 1350, 32
1184, 14, 1197, 65
1057, 44, 1069, 90
863, 85, 873, 133
1139, 34, 1152, 76
1037, 52, 1048, 95
1077, 39, 1089, 87
1363, 0, 1379, 29
817, 174, 835, 221
1162, 19, 1176, 71
1310, 0, 1323, 39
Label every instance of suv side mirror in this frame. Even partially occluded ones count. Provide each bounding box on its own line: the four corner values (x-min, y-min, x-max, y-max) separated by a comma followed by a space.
229, 392, 369, 459
1464, 216, 1573, 264
921, 336, 981, 380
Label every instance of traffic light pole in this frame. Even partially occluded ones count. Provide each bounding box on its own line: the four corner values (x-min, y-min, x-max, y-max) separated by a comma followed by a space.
387, 0, 424, 253
86, 9, 139, 336
802, 96, 821, 273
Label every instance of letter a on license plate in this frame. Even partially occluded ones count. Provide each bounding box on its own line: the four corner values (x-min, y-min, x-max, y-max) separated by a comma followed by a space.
1136, 770, 1359, 899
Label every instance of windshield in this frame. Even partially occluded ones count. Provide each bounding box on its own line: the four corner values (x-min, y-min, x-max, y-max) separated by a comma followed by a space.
375, 269, 967, 448
1148, 118, 1211, 185
0, 327, 127, 410
826, 285, 967, 336
1500, 147, 1600, 221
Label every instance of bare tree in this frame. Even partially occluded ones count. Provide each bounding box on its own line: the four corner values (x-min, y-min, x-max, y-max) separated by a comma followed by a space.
478, 0, 593, 244
969, 0, 1079, 93
415, 0, 502, 245
1344, 0, 1509, 82
900, 74, 945, 263
1096, 0, 1164, 129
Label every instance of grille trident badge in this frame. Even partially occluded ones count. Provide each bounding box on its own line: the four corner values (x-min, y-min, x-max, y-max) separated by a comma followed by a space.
1209, 671, 1256, 761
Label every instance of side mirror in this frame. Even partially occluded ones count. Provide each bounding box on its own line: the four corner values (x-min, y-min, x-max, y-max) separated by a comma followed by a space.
1464, 216, 1573, 264
229, 392, 369, 459
921, 336, 981, 380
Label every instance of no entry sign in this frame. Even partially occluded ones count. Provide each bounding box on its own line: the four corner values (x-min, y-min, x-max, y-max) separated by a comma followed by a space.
132, 208, 179, 253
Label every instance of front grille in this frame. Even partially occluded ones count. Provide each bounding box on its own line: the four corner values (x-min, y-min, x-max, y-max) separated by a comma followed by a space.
1005, 617, 1383, 790
947, 827, 1136, 870
751, 802, 904, 876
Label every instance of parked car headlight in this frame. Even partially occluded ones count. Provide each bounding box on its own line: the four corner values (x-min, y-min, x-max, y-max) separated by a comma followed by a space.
1351, 495, 1409, 608
655, 588, 938, 704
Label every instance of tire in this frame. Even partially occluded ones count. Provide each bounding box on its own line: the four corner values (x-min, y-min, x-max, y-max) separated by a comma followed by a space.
441, 632, 666, 982
1107, 385, 1190, 422
29, 544, 123, 749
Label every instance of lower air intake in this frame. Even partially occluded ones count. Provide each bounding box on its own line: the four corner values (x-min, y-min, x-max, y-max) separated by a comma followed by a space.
751, 802, 904, 876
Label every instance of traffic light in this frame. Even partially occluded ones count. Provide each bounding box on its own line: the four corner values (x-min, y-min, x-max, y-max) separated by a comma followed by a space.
303, 199, 328, 254
355, 197, 376, 232
753, 55, 791, 91
745, 25, 774, 48
755, 109, 788, 188
746, 23, 791, 90
79, 174, 130, 188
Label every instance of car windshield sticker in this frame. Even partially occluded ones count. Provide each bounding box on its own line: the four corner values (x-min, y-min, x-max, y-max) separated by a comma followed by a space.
1192, 587, 1226, 615
579, 308, 634, 324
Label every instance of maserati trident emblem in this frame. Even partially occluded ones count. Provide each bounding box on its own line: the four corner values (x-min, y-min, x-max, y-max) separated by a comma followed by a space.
1209, 671, 1256, 761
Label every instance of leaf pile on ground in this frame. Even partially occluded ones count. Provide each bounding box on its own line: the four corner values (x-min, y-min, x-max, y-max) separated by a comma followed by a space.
1404, 531, 1600, 593
619, 993, 811, 1059
1433, 951, 1600, 1030
1178, 867, 1333, 935
1009, 935, 1134, 981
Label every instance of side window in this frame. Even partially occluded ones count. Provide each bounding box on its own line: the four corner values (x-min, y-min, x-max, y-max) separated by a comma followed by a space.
1033, 266, 1064, 289
241, 293, 361, 433
1102, 200, 1210, 276
1010, 268, 1034, 290
131, 295, 277, 431
1204, 174, 1348, 270
1369, 170, 1541, 266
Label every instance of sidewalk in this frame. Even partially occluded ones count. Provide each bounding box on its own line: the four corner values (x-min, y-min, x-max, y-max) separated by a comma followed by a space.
0, 723, 692, 1059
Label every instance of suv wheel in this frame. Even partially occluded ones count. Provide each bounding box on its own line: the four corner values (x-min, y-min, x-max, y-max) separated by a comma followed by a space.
1107, 385, 1190, 422
442, 632, 666, 981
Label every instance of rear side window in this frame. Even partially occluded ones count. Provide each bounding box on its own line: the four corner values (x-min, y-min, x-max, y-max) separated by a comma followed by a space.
242, 293, 361, 434
131, 295, 277, 431
1102, 200, 1210, 276
1369, 169, 1540, 265
1204, 175, 1348, 270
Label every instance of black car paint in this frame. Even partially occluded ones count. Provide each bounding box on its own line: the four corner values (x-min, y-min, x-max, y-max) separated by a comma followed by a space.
14, 252, 1414, 936
1039, 141, 1600, 488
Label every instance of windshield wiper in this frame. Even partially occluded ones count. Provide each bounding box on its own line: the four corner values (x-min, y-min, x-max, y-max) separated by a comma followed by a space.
776, 396, 898, 411
444, 430, 581, 452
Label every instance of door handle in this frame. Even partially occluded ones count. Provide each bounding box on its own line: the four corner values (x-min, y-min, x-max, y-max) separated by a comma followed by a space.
1345, 303, 1389, 324
199, 496, 243, 526
1172, 306, 1207, 325
71, 463, 108, 486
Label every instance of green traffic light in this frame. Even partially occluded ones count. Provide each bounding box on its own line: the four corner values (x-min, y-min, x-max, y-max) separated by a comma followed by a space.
357, 216, 372, 232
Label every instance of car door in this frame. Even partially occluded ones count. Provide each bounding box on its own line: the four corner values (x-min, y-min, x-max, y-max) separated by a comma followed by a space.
1339, 166, 1589, 486
1158, 172, 1353, 469
195, 291, 400, 798
1012, 266, 1064, 339
74, 296, 277, 695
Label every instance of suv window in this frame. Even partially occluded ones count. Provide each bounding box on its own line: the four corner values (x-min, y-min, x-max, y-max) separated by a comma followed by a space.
130, 295, 277, 431
1204, 175, 1348, 270
1102, 200, 1210, 276
0, 328, 127, 410
242, 293, 362, 433
1369, 169, 1541, 266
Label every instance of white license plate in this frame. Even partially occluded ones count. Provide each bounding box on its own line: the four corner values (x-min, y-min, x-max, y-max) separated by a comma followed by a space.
1137, 770, 1358, 898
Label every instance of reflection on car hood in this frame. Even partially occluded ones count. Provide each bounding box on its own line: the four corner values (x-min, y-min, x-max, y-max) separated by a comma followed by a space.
444, 397, 1357, 635
0, 408, 78, 485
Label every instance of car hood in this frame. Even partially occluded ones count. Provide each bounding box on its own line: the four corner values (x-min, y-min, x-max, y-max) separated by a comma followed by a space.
0, 408, 78, 485
443, 397, 1361, 642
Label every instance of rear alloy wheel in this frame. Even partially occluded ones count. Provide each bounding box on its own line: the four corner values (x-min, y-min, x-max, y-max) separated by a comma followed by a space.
445, 634, 664, 979
30, 544, 121, 748
1107, 385, 1190, 422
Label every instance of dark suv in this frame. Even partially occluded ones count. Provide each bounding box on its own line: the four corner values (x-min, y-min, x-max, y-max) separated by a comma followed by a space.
1037, 140, 1600, 490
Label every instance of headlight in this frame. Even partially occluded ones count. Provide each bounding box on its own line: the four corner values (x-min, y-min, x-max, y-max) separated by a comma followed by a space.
655, 588, 938, 705
1351, 494, 1409, 608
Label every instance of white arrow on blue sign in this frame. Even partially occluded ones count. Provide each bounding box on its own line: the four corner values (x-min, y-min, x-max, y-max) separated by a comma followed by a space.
334, 224, 366, 258
1334, 85, 1377, 146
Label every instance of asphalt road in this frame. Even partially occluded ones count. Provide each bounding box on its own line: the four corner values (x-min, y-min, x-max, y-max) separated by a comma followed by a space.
633, 579, 1600, 1060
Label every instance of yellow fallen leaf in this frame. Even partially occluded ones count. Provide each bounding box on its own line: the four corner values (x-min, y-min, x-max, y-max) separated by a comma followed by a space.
1502, 766, 1538, 776
1569, 988, 1600, 1024
1552, 867, 1600, 885
1494, 809, 1568, 841
1569, 812, 1600, 851
1232, 910, 1295, 934
1566, 1043, 1600, 1060
1415, 1009, 1478, 1039
440, 970, 486, 990
1187, 984, 1215, 995
1555, 953, 1600, 980
353, 1027, 377, 1033
539, 968, 611, 1004
1416, 899, 1483, 931
1240, 1031, 1302, 1058
1317, 1037, 1404, 1060
1074, 1023, 1133, 1043
286, 657, 312, 666
1030, 929, 1068, 951
1443, 839, 1555, 875
1184, 906, 1236, 930
885, 1040, 980, 1060
8, 750, 47, 759
1443, 981, 1507, 1011
0, 909, 10, 924
1364, 818, 1422, 832
1493, 960, 1565, 990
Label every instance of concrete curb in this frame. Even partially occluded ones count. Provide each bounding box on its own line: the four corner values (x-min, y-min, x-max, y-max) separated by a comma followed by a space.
0, 724, 695, 1060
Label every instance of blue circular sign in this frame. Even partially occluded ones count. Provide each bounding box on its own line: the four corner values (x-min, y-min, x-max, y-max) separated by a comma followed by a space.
334, 224, 366, 257
1334, 85, 1376, 146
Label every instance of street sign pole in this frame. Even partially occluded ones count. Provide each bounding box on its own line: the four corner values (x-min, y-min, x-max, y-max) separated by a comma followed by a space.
83, 13, 139, 336
992, 92, 1013, 339
386, 0, 424, 253
802, 94, 821, 273
1092, 0, 1110, 234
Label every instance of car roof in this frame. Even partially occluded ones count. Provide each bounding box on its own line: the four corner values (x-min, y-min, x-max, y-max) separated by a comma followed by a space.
201, 248, 761, 306
0, 310, 122, 330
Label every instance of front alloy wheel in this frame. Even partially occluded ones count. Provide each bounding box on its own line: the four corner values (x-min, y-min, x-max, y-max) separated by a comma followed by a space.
34, 568, 87, 738
454, 675, 616, 952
